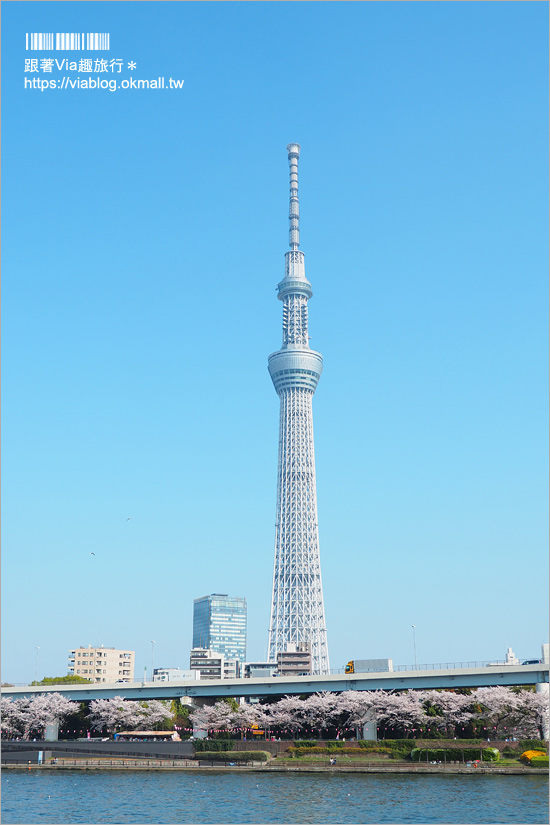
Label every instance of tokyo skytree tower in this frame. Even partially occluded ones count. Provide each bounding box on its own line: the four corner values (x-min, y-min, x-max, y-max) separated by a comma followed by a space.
267, 144, 329, 675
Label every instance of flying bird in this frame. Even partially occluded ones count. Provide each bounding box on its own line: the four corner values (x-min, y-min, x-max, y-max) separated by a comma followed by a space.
90, 552, 95, 556
126, 517, 133, 521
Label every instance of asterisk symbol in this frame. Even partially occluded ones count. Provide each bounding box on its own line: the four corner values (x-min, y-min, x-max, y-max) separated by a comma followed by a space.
128, 61, 137, 70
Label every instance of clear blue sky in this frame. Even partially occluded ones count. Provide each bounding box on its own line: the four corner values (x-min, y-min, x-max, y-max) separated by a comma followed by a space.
2, 1, 548, 683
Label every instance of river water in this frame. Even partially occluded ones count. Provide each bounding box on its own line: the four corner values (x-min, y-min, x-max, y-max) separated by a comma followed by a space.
1, 769, 548, 824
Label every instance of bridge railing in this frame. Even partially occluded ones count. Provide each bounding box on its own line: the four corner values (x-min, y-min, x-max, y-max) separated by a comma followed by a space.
329, 659, 521, 675
393, 660, 510, 672
5, 659, 545, 688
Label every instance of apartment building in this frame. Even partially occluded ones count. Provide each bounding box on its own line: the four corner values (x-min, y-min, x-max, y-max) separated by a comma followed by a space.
276, 642, 311, 677
68, 645, 135, 683
189, 647, 240, 680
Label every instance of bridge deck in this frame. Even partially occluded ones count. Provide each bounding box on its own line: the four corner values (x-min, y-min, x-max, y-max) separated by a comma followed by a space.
2, 664, 548, 701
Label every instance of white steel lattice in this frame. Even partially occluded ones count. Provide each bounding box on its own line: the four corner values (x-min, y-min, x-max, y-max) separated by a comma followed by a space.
267, 144, 329, 675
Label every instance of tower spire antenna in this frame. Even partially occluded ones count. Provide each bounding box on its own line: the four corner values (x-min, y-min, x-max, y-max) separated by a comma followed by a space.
287, 143, 300, 250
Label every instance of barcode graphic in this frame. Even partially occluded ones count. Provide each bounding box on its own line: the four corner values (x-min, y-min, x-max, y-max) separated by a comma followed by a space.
26, 33, 54, 50
26, 33, 110, 51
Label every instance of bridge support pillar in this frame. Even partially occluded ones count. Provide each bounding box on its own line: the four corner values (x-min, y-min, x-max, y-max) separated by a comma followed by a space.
44, 720, 59, 741
361, 712, 377, 741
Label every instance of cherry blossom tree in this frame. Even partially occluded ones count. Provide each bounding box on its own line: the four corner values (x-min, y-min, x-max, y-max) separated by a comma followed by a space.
423, 690, 473, 737
133, 700, 172, 730
87, 697, 173, 732
28, 694, 78, 739
471, 687, 520, 737
1, 697, 28, 738
301, 692, 340, 738
335, 690, 381, 735
1, 694, 78, 739
267, 696, 307, 736
87, 696, 141, 732
370, 690, 429, 738
189, 701, 236, 734
513, 690, 549, 740
232, 702, 271, 738
208, 701, 236, 733
189, 703, 214, 732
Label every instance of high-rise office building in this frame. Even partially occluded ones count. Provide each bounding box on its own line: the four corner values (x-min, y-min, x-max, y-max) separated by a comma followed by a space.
267, 144, 329, 675
192, 593, 247, 663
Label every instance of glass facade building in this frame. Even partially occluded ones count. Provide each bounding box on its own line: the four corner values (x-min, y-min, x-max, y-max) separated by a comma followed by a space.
192, 594, 247, 663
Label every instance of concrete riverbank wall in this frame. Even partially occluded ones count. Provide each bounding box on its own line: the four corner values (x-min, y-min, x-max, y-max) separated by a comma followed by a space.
2, 762, 544, 775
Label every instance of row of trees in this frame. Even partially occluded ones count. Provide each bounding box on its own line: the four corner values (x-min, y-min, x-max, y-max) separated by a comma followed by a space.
2, 687, 548, 740
87, 698, 174, 732
1, 695, 174, 739
189, 687, 549, 740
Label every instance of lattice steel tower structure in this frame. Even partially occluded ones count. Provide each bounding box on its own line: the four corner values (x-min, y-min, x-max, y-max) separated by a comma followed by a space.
267, 144, 329, 676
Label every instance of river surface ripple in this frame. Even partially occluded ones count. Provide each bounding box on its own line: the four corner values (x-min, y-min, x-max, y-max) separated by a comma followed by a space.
1, 769, 548, 824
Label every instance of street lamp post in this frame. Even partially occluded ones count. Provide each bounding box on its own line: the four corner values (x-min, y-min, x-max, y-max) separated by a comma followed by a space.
151, 640, 156, 682
412, 625, 417, 671
34, 646, 40, 683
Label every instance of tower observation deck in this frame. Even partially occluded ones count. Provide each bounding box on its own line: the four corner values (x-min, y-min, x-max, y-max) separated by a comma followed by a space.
267, 144, 329, 676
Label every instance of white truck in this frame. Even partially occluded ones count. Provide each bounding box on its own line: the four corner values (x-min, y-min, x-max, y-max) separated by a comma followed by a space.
345, 658, 393, 674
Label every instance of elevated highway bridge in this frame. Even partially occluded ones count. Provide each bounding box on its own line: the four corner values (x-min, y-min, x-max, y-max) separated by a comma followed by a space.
3, 663, 548, 703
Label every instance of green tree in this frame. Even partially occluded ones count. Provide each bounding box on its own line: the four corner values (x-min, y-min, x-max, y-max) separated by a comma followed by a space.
171, 699, 192, 736
59, 702, 91, 739
31, 674, 93, 686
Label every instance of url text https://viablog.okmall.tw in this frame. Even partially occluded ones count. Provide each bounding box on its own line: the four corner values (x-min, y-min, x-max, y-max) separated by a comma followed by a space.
24, 56, 184, 92
25, 76, 184, 92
